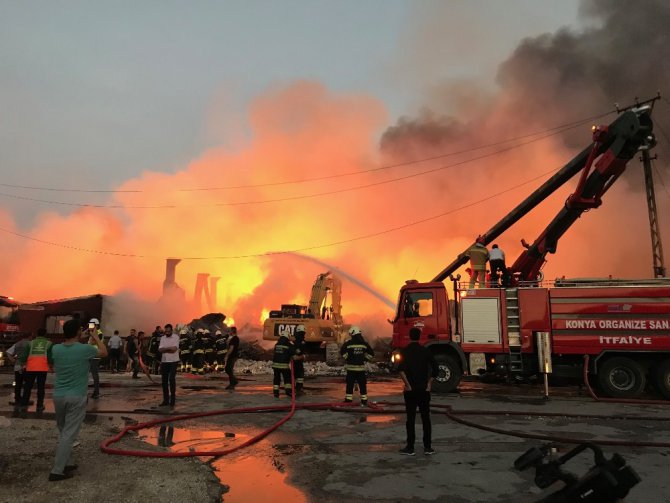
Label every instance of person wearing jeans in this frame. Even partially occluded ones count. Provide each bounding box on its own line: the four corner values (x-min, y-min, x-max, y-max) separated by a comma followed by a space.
158, 324, 180, 407
20, 328, 51, 413
47, 319, 107, 481
398, 327, 438, 456
6, 334, 30, 408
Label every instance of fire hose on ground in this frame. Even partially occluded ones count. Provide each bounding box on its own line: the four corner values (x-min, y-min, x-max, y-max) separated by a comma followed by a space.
100, 362, 670, 458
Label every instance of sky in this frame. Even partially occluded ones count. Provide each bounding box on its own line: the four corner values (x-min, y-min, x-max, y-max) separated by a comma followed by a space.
1, 0, 580, 212
3, 0, 670, 334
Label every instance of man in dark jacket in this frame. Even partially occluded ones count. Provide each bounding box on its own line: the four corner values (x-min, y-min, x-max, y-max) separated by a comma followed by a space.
224, 327, 240, 390
340, 326, 374, 405
398, 327, 439, 456
272, 335, 294, 397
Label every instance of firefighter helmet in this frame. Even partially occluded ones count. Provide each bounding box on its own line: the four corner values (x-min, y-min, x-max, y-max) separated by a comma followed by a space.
348, 326, 362, 337
295, 324, 306, 333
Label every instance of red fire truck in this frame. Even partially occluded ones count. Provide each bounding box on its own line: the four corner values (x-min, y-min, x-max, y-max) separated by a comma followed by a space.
391, 103, 670, 399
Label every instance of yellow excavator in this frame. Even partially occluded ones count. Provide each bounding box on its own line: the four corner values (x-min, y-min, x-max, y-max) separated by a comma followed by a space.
262, 272, 348, 363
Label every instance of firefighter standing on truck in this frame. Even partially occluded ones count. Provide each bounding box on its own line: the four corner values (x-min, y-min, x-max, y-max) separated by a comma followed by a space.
293, 325, 306, 394
272, 335, 294, 397
466, 236, 489, 288
340, 326, 374, 405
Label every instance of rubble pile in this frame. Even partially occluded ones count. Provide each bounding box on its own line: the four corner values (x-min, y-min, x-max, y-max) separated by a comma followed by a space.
239, 339, 273, 360
233, 359, 387, 376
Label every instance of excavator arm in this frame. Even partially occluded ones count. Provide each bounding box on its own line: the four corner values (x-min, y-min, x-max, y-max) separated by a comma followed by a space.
308, 272, 343, 323
432, 106, 655, 283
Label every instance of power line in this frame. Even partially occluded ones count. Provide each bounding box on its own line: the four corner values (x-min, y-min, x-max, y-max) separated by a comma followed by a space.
0, 112, 611, 194
651, 159, 670, 201
654, 117, 670, 149
0, 127, 591, 210
0, 167, 559, 260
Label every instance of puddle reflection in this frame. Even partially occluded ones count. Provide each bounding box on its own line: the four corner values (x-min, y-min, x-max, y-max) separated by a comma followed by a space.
141, 425, 242, 450
363, 415, 397, 424
140, 424, 308, 502
213, 455, 307, 503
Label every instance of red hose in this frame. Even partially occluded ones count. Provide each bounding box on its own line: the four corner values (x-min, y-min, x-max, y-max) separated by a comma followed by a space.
582, 355, 670, 405
375, 401, 670, 448
101, 362, 670, 458
101, 361, 358, 457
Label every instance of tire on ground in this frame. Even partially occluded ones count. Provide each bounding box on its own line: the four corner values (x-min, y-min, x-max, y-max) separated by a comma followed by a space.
596, 356, 646, 398
432, 354, 461, 393
652, 358, 670, 400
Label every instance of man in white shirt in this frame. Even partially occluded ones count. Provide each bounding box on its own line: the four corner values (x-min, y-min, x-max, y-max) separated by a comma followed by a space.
489, 244, 508, 287
158, 324, 180, 407
107, 330, 123, 373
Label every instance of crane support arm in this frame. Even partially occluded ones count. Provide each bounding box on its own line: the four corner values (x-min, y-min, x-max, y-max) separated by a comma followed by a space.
509, 107, 654, 282
431, 107, 654, 283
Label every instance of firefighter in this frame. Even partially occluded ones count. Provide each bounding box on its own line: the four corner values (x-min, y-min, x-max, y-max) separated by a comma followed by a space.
203, 329, 215, 373
145, 329, 161, 374
214, 330, 228, 372
292, 324, 307, 394
178, 328, 191, 372
466, 236, 489, 288
191, 329, 206, 375
272, 334, 294, 397
340, 326, 374, 405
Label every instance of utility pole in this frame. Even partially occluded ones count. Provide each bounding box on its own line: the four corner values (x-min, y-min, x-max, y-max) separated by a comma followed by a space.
618, 94, 665, 278
640, 150, 666, 277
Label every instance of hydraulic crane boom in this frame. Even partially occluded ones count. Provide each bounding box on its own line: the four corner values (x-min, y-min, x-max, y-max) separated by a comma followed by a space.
432, 106, 655, 283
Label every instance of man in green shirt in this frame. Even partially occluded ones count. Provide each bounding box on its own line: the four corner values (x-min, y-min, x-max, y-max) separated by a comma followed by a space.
46, 319, 107, 481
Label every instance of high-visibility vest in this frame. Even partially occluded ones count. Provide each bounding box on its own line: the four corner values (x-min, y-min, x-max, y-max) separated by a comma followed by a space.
25, 337, 52, 372
272, 338, 294, 369
340, 336, 374, 372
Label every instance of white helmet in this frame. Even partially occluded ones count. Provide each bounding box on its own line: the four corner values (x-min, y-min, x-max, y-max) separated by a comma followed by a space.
295, 324, 306, 333
349, 326, 362, 337
215, 330, 222, 335
203, 329, 211, 334
196, 328, 204, 334
89, 318, 100, 325
179, 329, 188, 335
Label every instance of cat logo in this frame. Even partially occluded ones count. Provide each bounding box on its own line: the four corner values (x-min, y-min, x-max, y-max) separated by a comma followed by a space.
274, 324, 298, 337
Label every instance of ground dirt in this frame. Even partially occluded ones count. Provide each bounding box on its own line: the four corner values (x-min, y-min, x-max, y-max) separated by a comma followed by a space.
2, 368, 669, 503
0, 412, 221, 503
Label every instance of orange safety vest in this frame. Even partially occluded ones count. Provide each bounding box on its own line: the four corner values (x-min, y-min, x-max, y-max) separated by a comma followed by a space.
25, 337, 52, 372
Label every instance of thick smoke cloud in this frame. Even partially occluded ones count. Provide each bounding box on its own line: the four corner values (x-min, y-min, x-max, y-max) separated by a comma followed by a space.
380, 0, 670, 281
2, 1, 669, 336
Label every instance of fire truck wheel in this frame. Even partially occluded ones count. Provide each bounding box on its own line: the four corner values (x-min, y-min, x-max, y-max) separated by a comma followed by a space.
432, 354, 461, 393
652, 359, 670, 400
597, 357, 646, 398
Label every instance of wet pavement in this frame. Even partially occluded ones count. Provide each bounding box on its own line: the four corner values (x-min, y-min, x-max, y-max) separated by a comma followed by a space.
2, 369, 670, 502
